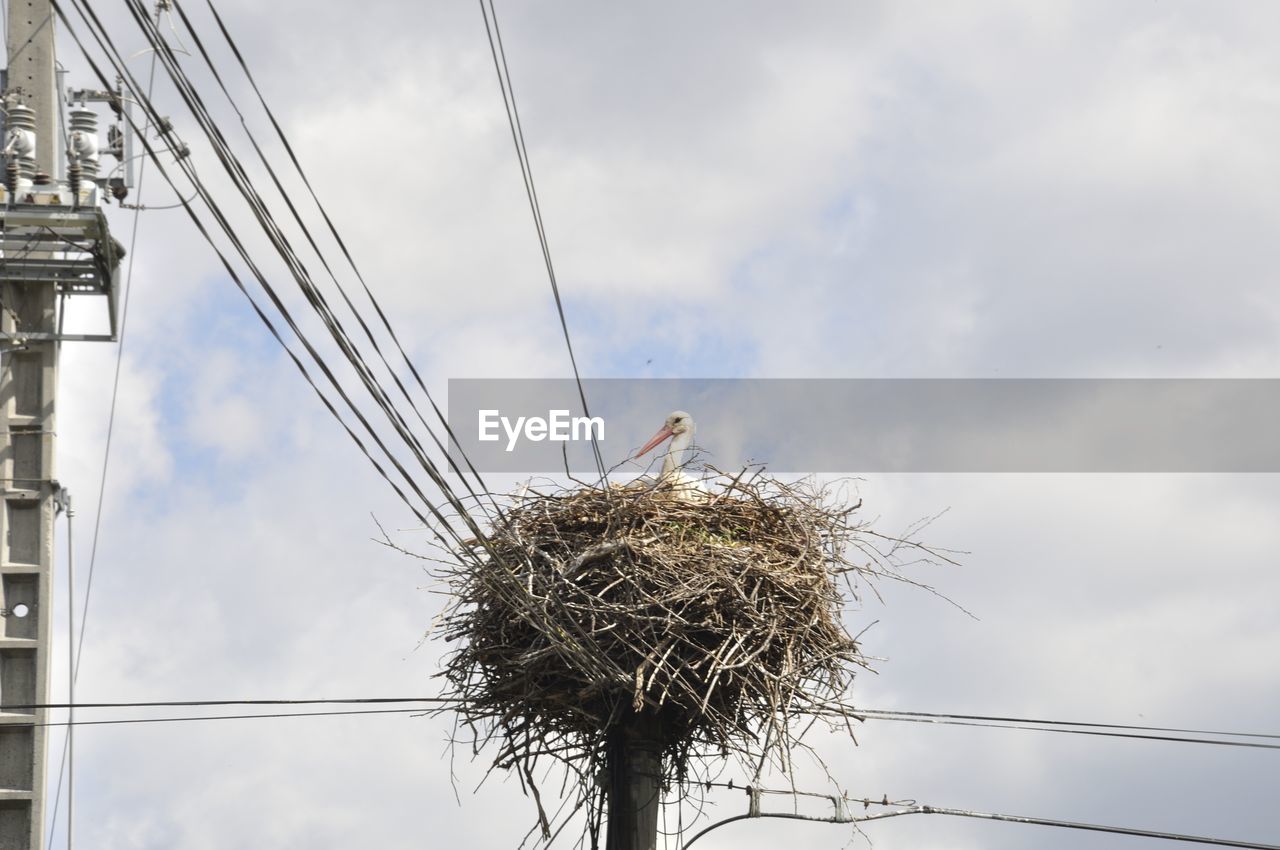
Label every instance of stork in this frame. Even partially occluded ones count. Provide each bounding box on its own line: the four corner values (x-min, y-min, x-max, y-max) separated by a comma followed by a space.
634, 410, 706, 501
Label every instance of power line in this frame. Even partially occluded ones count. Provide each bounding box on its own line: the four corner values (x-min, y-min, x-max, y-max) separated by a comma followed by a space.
166, 0, 491, 514
53, 0, 490, 562
477, 0, 607, 481
20, 707, 430, 729
683, 797, 1280, 850
5, 696, 1272, 736
846, 709, 1280, 751
113, 0, 503, 553
4, 697, 453, 710
7, 697, 1278, 751
56, 7, 451, 545
913, 805, 1280, 850
851, 707, 1280, 740
97, 0, 440, 533
16, 701, 1272, 850
186, 0, 498, 510
858, 719, 1280, 751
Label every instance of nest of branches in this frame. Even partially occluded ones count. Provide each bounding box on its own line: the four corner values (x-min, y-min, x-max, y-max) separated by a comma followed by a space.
434, 471, 923, 832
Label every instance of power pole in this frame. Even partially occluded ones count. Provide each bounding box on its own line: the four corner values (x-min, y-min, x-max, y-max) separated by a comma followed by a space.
0, 2, 122, 846
605, 715, 662, 850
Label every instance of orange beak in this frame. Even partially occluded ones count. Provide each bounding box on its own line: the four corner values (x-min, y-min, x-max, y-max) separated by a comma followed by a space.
636, 424, 674, 457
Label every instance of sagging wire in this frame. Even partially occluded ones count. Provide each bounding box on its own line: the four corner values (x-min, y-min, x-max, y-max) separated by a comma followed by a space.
683, 784, 1280, 850
113, 0, 496, 549
52, 0, 489, 562
477, 0, 608, 482
186, 0, 498, 508
167, 0, 498, 516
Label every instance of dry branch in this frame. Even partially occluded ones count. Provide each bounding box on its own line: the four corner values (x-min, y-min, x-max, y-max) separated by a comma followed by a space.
429, 470, 944, 847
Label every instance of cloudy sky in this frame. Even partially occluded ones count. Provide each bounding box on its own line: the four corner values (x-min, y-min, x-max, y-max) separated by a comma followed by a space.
34, 1, 1280, 848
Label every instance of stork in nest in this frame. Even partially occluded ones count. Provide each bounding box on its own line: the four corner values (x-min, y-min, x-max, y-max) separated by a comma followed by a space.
627, 410, 709, 503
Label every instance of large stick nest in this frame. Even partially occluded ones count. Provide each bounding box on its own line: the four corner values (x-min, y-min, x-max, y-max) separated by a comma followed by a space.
436, 472, 895, 790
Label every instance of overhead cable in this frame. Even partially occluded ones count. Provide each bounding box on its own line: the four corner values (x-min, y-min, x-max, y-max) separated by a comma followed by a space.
165, 0, 493, 514
114, 0, 500, 550
478, 0, 607, 480
8, 696, 1278, 750
53, 0, 465, 557
55, 0, 487, 557
21, 707, 430, 729
684, 796, 1280, 850
187, 0, 496, 506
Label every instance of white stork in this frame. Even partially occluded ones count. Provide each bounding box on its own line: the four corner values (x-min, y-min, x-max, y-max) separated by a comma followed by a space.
634, 410, 706, 501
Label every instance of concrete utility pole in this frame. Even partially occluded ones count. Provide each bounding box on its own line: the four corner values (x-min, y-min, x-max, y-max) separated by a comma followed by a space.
605, 716, 663, 850
0, 2, 121, 846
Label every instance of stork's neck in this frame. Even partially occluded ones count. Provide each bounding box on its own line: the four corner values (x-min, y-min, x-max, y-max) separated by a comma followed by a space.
661, 431, 694, 478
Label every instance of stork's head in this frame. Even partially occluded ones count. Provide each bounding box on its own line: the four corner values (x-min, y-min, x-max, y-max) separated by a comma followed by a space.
637, 410, 695, 457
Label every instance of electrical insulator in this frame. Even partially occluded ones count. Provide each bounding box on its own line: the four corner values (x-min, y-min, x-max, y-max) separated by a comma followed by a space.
68, 107, 101, 176
3, 104, 38, 179
68, 161, 82, 207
